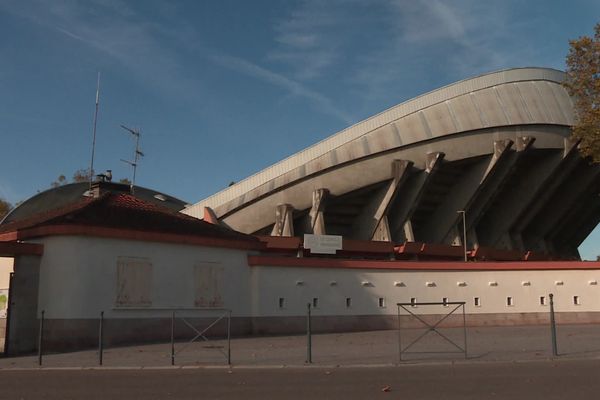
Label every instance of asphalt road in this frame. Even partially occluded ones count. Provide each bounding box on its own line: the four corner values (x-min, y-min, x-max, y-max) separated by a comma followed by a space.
0, 359, 599, 400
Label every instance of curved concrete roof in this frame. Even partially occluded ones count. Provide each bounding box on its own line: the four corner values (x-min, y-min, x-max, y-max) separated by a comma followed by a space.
182, 67, 600, 259
185, 67, 571, 218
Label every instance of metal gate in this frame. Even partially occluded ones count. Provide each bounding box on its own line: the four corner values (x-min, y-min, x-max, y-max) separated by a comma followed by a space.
397, 301, 467, 361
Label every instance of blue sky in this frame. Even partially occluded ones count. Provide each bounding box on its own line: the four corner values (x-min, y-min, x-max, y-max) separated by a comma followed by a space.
1, 0, 599, 259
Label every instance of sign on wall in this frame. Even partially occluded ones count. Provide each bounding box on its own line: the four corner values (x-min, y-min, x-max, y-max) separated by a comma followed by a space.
303, 234, 343, 254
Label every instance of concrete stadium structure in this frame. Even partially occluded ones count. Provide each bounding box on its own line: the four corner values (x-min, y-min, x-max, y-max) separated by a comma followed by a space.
1, 67, 600, 355
185, 68, 600, 260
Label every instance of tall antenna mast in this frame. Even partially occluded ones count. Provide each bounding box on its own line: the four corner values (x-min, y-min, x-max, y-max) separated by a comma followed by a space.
120, 125, 144, 194
89, 72, 101, 190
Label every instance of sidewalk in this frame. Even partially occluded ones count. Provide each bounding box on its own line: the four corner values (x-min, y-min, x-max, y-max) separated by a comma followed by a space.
1, 324, 599, 369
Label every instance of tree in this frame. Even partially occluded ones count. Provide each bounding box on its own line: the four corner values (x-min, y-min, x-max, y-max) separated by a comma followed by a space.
50, 174, 67, 188
564, 23, 600, 162
50, 169, 131, 188
72, 168, 93, 183
0, 198, 12, 220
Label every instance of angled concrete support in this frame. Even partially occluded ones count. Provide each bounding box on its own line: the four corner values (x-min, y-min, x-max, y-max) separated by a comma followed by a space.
352, 160, 412, 241
465, 137, 531, 238
309, 188, 329, 235
271, 204, 295, 237
372, 216, 392, 241
388, 152, 444, 242
403, 219, 416, 242
523, 162, 600, 252
547, 177, 600, 257
477, 137, 580, 250
510, 138, 581, 237
421, 140, 515, 245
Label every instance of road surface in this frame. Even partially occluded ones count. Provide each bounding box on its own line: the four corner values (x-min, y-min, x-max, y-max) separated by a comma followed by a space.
1, 359, 599, 399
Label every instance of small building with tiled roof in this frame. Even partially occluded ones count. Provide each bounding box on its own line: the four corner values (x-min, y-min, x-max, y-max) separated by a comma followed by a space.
0, 185, 262, 354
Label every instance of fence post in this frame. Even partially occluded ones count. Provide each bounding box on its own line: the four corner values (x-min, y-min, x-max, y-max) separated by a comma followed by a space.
397, 304, 402, 363
38, 310, 45, 366
306, 303, 312, 364
98, 311, 104, 365
462, 303, 468, 359
171, 311, 175, 366
549, 293, 558, 357
227, 310, 232, 365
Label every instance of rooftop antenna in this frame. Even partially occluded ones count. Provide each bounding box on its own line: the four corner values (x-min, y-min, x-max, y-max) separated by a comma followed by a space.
89, 72, 101, 190
120, 125, 144, 194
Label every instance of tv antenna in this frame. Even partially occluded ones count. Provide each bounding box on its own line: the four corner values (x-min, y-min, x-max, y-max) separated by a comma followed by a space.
120, 125, 144, 194
88, 72, 101, 190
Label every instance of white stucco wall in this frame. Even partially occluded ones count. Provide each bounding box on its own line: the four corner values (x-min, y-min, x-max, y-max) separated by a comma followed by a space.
251, 266, 600, 317
36, 236, 252, 319
32, 235, 600, 322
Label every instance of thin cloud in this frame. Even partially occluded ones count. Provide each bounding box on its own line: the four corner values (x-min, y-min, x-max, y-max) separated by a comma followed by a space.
349, 0, 537, 105
1, 0, 201, 102
268, 0, 367, 80
211, 54, 354, 124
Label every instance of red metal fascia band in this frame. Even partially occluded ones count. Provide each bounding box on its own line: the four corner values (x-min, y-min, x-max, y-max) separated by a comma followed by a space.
247, 255, 600, 271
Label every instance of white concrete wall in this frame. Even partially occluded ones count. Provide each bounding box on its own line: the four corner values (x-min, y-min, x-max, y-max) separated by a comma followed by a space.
251, 266, 600, 317
33, 236, 600, 322
36, 236, 252, 319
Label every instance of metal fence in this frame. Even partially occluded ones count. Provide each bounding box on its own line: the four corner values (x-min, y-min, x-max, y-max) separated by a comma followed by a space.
37, 308, 232, 366
23, 294, 600, 368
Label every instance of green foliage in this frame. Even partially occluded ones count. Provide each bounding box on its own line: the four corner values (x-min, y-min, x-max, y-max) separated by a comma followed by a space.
72, 168, 93, 183
50, 174, 67, 188
50, 169, 128, 187
564, 23, 600, 163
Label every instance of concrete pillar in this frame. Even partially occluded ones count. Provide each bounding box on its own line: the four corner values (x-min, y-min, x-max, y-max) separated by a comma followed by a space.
510, 138, 581, 239
420, 139, 515, 245
548, 185, 600, 256
525, 165, 600, 252
475, 136, 584, 251
388, 152, 444, 242
309, 189, 329, 235
463, 138, 529, 239
403, 220, 416, 242
352, 160, 412, 241
372, 216, 392, 242
271, 204, 295, 237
